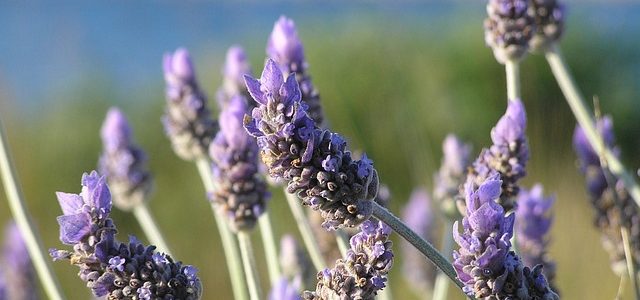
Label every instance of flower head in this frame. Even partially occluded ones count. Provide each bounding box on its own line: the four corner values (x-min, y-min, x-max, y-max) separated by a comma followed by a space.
528, 0, 565, 51
484, 0, 536, 64
2, 222, 37, 300
99, 107, 152, 211
304, 220, 393, 299
573, 117, 640, 276
453, 173, 557, 299
434, 134, 472, 219
209, 95, 270, 232
267, 16, 324, 126
467, 99, 529, 212
516, 184, 558, 292
401, 188, 436, 295
162, 48, 218, 161
51, 171, 202, 299
218, 46, 253, 108
243, 59, 378, 229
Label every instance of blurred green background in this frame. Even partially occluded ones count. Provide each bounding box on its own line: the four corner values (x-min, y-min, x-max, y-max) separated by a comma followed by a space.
1, 1, 639, 299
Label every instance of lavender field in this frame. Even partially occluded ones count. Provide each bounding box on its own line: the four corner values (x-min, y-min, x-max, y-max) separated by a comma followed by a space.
0, 1, 639, 299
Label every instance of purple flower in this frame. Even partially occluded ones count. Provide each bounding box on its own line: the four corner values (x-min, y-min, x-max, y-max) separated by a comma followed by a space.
2, 222, 37, 300
217, 45, 253, 108
401, 188, 436, 295
468, 99, 529, 212
484, 0, 536, 64
453, 173, 557, 299
573, 117, 640, 276
162, 48, 218, 161
99, 107, 152, 211
267, 16, 324, 126
516, 184, 558, 292
243, 59, 378, 229
434, 134, 472, 218
269, 277, 302, 300
50, 171, 202, 299
279, 235, 314, 285
209, 95, 270, 232
528, 0, 565, 51
304, 220, 393, 299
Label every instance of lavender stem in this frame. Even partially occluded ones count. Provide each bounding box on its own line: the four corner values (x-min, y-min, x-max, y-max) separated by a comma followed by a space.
132, 203, 172, 256
258, 213, 282, 285
505, 59, 521, 101
370, 202, 470, 297
432, 219, 454, 300
0, 120, 65, 300
284, 190, 327, 270
545, 45, 640, 206
238, 231, 262, 300
195, 158, 249, 300
621, 227, 640, 300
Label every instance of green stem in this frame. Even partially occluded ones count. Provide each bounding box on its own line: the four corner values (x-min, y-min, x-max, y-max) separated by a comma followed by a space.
132, 203, 172, 256
621, 227, 640, 300
432, 219, 454, 300
370, 202, 469, 296
545, 45, 640, 207
238, 231, 263, 300
196, 158, 249, 300
0, 121, 65, 300
284, 190, 327, 271
258, 212, 281, 285
505, 59, 521, 101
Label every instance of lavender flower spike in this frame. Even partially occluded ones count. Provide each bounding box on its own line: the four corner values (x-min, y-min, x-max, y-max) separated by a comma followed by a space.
516, 184, 558, 293
304, 220, 394, 299
217, 46, 253, 108
269, 277, 302, 300
453, 173, 558, 299
209, 95, 270, 232
2, 222, 37, 300
244, 59, 378, 230
99, 107, 152, 211
528, 0, 565, 52
484, 0, 536, 64
163, 48, 218, 161
401, 188, 436, 295
466, 98, 529, 212
50, 171, 202, 299
434, 134, 472, 219
280, 234, 314, 288
573, 117, 640, 276
268, 16, 324, 126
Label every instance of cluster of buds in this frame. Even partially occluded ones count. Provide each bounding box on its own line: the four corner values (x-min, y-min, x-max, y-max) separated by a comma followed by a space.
50, 171, 202, 299
434, 134, 472, 219
243, 59, 379, 230
217, 46, 253, 108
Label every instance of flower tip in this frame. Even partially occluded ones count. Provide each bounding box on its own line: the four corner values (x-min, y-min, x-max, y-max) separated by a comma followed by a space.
166, 47, 194, 80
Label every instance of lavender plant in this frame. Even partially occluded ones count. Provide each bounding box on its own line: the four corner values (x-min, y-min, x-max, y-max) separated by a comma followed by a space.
50, 171, 202, 299
401, 188, 436, 296
163, 48, 218, 161
434, 134, 472, 219
465, 98, 529, 213
267, 16, 324, 126
573, 117, 640, 276
280, 234, 315, 288
243, 59, 378, 230
515, 184, 558, 293
2, 222, 37, 300
99, 107, 152, 211
209, 95, 270, 232
303, 220, 394, 299
527, 0, 565, 52
484, 0, 536, 64
218, 46, 253, 108
453, 173, 557, 299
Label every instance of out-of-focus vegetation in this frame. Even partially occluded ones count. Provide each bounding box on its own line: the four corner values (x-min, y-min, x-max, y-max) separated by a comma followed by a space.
0, 12, 639, 300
